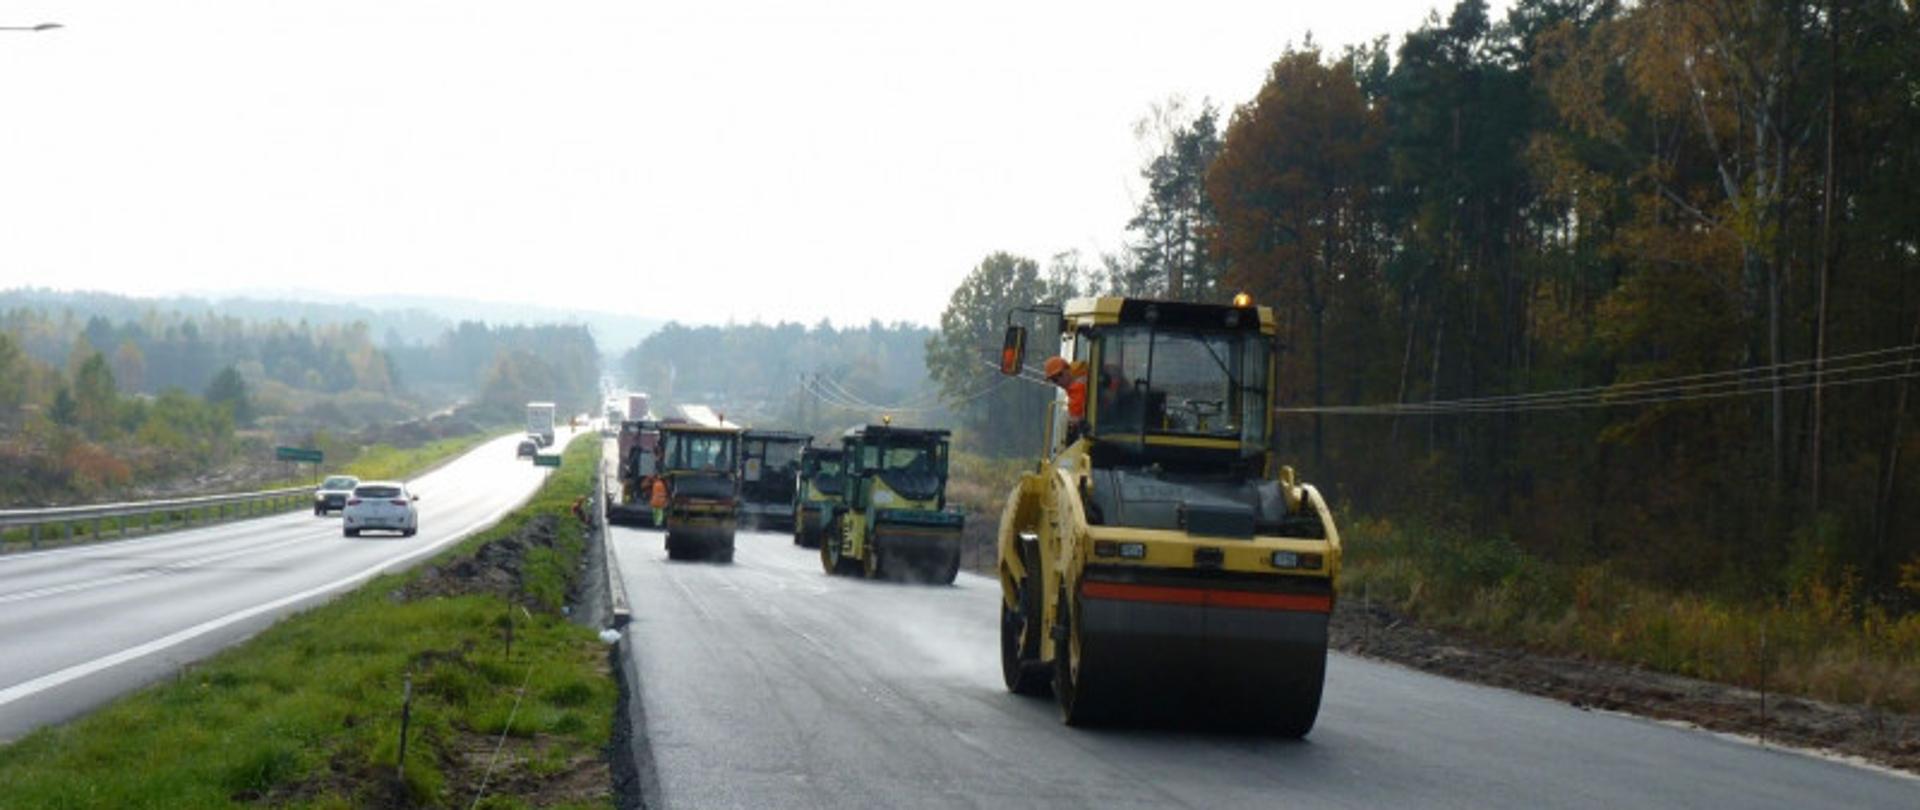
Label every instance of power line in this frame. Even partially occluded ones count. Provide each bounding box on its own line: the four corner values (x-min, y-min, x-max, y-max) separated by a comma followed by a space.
1302, 356, 1917, 415
1278, 344, 1920, 415
801, 369, 1021, 414
1383, 343, 1919, 410
800, 375, 874, 412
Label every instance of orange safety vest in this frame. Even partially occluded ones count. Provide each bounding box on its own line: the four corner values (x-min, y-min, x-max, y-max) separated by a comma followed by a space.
649, 477, 669, 508
1066, 379, 1087, 420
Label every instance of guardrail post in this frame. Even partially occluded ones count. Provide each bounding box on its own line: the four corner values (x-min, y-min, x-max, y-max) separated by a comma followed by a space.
28, 523, 39, 550
63, 521, 73, 543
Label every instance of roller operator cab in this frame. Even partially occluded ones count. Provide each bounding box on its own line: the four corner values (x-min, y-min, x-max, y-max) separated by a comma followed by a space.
739, 430, 812, 532
995, 295, 1341, 736
792, 446, 845, 549
820, 424, 964, 584
658, 423, 742, 562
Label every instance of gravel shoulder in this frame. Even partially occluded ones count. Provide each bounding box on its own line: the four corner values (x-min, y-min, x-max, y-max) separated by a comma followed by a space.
1331, 598, 1920, 775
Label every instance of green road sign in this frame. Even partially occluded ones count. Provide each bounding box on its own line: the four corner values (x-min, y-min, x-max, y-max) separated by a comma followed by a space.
534, 454, 561, 468
276, 446, 324, 464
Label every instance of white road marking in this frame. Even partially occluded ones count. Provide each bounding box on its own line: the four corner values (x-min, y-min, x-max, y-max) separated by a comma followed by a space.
0, 492, 527, 710
0, 532, 319, 606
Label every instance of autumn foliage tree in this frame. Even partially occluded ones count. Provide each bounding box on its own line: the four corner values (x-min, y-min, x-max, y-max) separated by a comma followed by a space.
939, 0, 1920, 605
1209, 47, 1386, 466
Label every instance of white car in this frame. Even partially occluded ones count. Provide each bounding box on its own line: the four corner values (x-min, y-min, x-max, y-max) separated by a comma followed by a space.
341, 480, 420, 537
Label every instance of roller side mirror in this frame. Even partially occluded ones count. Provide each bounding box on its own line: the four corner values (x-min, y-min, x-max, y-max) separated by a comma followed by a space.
1000, 325, 1027, 376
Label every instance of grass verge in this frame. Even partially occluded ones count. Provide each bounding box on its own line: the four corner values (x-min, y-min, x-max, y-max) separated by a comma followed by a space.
1341, 514, 1920, 714
0, 433, 615, 809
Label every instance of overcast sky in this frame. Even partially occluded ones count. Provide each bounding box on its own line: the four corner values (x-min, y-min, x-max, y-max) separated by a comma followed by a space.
0, 1, 1503, 327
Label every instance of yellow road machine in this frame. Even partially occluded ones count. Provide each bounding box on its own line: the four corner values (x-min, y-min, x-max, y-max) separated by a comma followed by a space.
994, 295, 1341, 736
820, 423, 965, 584
658, 422, 743, 563
792, 445, 845, 549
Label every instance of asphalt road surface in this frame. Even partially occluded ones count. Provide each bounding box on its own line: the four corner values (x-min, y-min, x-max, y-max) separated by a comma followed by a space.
611, 525, 1919, 810
0, 430, 570, 740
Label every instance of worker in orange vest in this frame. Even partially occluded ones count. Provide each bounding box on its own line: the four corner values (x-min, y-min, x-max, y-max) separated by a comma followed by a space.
649, 476, 670, 527
1044, 356, 1088, 442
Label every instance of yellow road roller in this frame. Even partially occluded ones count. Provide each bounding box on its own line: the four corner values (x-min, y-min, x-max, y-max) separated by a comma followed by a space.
994, 295, 1341, 736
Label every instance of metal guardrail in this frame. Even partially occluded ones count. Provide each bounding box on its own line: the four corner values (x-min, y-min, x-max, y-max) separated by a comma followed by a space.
0, 486, 314, 553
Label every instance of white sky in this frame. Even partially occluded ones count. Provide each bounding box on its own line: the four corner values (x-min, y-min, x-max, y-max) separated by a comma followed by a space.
0, 1, 1498, 327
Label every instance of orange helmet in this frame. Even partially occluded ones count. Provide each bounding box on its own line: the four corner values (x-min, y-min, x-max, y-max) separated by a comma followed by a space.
1043, 356, 1069, 379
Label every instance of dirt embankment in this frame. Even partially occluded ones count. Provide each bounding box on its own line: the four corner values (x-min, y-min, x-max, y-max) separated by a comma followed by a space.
1332, 599, 1920, 774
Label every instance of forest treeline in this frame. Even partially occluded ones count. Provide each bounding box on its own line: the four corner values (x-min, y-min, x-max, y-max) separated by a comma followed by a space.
620, 321, 937, 436
0, 295, 602, 502
931, 0, 1920, 605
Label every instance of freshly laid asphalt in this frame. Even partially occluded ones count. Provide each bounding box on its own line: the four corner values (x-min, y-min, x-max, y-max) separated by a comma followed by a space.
610, 524, 1918, 810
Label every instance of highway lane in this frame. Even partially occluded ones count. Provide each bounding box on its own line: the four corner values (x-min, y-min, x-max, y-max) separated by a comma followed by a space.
0, 430, 572, 740
611, 525, 1919, 810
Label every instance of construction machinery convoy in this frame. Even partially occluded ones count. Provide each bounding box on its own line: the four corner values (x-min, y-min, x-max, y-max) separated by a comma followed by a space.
739, 430, 812, 532
993, 295, 1341, 737
657, 422, 743, 562
792, 445, 844, 548
820, 423, 964, 584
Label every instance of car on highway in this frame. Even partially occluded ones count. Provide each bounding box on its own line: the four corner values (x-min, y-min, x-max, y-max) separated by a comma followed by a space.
341, 481, 419, 537
312, 475, 359, 516
517, 437, 539, 458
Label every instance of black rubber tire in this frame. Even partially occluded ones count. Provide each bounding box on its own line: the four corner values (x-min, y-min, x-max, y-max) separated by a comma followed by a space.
665, 534, 690, 561
1001, 599, 1050, 696
343, 528, 359, 538
822, 516, 861, 576
862, 539, 884, 580
716, 538, 736, 564
934, 548, 961, 585
1054, 583, 1105, 726
820, 518, 842, 575
403, 529, 416, 537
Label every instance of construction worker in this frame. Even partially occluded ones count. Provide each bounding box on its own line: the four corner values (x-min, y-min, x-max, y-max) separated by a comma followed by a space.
649, 475, 669, 527
1044, 356, 1088, 445
1043, 356, 1087, 419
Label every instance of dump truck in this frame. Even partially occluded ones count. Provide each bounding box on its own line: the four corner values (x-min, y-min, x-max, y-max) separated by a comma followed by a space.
739, 429, 811, 532
658, 422, 743, 562
993, 295, 1341, 737
792, 445, 845, 548
820, 423, 964, 584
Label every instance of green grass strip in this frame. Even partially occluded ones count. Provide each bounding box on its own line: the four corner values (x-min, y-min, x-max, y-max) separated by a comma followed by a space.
1342, 515, 1920, 713
0, 434, 615, 809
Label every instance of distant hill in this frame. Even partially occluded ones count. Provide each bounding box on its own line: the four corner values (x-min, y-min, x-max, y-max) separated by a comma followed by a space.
0, 288, 665, 350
